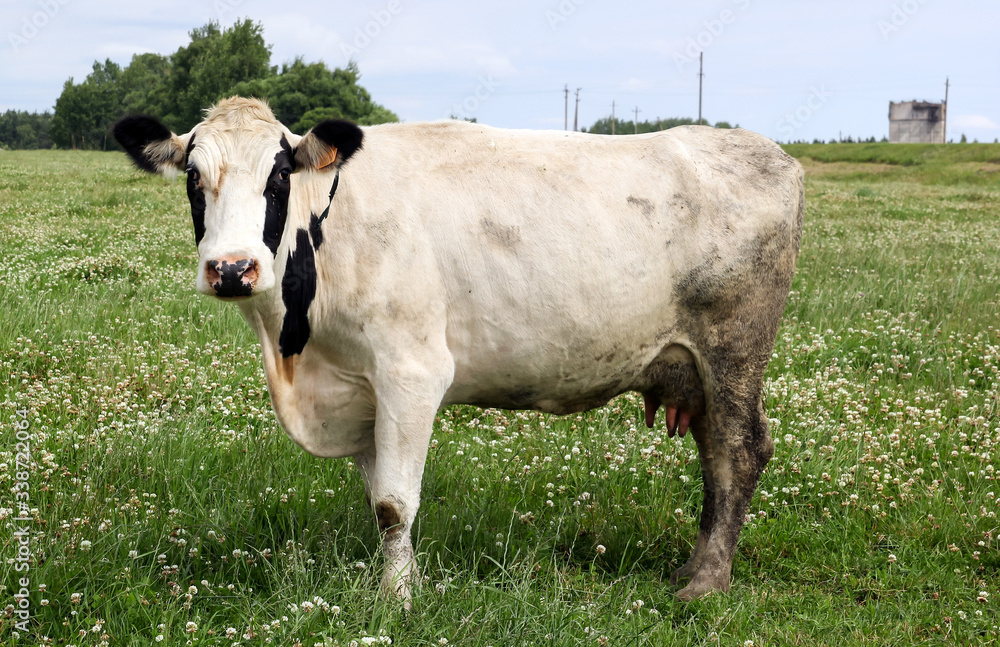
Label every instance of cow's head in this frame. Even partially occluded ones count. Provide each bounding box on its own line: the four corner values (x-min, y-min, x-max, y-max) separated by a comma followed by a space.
113, 97, 363, 299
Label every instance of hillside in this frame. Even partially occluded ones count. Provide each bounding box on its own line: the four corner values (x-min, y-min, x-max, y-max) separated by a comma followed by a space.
782, 142, 1000, 185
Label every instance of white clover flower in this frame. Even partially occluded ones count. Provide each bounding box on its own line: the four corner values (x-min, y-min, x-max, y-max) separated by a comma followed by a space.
185, 621, 197, 633
79, 540, 92, 552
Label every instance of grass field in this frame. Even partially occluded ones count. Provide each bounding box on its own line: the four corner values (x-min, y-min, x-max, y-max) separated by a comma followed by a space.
2, 142, 999, 646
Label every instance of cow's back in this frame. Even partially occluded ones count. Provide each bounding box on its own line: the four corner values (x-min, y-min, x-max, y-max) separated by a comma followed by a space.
334, 122, 803, 412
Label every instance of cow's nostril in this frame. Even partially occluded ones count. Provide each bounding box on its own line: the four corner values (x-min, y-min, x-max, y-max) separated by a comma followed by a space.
206, 257, 257, 297
206, 260, 223, 285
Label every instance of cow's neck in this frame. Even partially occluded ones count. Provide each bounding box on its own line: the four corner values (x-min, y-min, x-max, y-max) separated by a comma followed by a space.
238, 168, 351, 395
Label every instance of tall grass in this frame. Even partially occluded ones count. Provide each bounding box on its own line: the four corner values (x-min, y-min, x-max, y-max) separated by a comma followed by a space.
2, 146, 1000, 645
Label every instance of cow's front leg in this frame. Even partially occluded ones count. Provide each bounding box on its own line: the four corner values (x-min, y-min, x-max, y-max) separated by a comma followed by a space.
359, 360, 452, 606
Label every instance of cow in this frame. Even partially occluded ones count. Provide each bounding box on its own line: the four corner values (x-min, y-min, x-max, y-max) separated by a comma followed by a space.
113, 97, 803, 604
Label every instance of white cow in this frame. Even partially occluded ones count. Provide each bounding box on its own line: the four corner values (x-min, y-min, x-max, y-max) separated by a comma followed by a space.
114, 97, 803, 603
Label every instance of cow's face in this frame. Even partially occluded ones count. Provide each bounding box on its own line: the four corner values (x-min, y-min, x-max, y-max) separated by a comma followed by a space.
113, 98, 362, 299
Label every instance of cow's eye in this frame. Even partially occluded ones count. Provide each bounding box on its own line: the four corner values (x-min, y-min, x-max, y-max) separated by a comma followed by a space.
277, 168, 291, 182
187, 167, 200, 183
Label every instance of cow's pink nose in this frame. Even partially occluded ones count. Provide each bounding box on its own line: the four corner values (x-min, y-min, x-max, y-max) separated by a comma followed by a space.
205, 257, 259, 297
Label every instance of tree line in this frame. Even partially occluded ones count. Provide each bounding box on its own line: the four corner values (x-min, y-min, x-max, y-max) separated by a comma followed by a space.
0, 110, 54, 149
0, 20, 398, 151
587, 116, 734, 135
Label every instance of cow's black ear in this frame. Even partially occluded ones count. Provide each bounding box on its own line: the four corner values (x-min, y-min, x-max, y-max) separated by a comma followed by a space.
112, 115, 187, 174
295, 119, 364, 172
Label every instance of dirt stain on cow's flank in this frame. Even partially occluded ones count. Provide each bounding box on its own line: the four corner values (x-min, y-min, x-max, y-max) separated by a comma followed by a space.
480, 218, 522, 251
626, 195, 655, 220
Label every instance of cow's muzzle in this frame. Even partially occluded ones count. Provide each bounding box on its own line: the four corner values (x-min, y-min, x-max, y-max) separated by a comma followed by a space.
205, 257, 259, 298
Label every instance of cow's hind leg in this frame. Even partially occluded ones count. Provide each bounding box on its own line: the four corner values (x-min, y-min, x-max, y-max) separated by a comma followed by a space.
674, 394, 773, 600
669, 217, 796, 599
669, 415, 715, 586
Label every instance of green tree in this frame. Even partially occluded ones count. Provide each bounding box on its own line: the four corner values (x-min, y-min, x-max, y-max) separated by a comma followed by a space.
0, 110, 52, 149
588, 116, 738, 135
48, 19, 397, 148
232, 59, 398, 132
119, 52, 171, 116
588, 116, 703, 135
50, 60, 123, 149
161, 20, 272, 132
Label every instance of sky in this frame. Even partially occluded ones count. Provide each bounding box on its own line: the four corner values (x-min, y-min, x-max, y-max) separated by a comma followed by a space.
2, 0, 998, 143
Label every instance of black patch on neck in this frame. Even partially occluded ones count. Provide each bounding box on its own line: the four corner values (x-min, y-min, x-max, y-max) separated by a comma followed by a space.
184, 135, 206, 245
328, 171, 340, 201
309, 213, 324, 251
308, 172, 340, 251
279, 228, 316, 357
263, 135, 295, 256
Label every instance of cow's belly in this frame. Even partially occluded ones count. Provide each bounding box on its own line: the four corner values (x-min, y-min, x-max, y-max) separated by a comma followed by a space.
266, 353, 376, 458
443, 304, 692, 414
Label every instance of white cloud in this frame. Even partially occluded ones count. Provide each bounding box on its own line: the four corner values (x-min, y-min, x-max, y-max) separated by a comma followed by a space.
951, 114, 998, 130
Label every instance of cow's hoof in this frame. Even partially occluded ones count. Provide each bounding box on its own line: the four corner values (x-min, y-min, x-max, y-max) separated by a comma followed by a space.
669, 560, 700, 586
381, 567, 414, 612
675, 572, 730, 602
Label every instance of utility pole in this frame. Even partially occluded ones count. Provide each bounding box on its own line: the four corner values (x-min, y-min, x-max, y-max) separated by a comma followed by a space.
611, 100, 616, 135
697, 52, 704, 126
633, 106, 641, 134
573, 87, 581, 132
943, 76, 950, 143
564, 85, 569, 130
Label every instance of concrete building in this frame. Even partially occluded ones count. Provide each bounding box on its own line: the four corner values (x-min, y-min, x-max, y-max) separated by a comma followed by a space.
889, 100, 946, 143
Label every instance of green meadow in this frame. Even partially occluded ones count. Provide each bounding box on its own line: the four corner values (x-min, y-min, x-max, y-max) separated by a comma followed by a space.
1, 143, 999, 645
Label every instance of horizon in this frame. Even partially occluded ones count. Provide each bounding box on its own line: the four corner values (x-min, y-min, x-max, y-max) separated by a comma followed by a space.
2, 0, 998, 143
